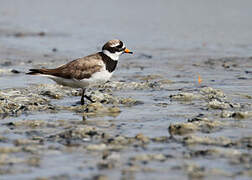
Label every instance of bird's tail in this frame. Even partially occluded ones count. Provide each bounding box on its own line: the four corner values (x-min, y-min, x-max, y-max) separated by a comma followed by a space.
26, 69, 50, 75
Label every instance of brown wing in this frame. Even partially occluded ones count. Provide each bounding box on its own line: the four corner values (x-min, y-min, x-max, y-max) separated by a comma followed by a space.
27, 53, 103, 80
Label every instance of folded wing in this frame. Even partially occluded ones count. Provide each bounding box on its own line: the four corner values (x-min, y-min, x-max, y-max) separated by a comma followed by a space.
27, 53, 103, 80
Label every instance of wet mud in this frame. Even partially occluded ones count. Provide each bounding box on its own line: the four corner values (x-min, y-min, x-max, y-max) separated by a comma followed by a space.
1, 61, 252, 179
1, 0, 252, 180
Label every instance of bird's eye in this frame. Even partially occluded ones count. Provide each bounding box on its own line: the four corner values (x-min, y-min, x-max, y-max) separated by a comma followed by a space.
114, 41, 125, 52
116, 41, 123, 49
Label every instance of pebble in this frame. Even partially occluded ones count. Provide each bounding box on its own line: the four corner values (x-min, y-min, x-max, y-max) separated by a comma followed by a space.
170, 92, 202, 101
182, 135, 233, 146
169, 117, 225, 135
135, 133, 150, 143
86, 144, 107, 151
221, 111, 252, 119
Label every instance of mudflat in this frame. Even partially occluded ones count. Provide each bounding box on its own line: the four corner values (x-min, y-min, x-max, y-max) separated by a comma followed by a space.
0, 0, 252, 179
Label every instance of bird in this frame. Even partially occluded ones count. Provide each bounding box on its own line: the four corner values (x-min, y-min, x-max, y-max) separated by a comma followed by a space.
27, 39, 133, 105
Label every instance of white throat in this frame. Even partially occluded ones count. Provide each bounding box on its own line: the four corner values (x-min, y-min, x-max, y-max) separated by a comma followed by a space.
103, 50, 121, 61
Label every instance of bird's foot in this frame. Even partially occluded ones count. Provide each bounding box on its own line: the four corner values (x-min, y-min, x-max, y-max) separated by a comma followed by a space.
84, 95, 95, 103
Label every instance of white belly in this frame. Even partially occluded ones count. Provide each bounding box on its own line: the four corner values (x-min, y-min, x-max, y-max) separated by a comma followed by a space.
46, 70, 113, 89
85, 70, 113, 86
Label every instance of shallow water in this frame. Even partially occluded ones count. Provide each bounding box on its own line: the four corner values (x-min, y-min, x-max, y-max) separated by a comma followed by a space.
0, 0, 252, 180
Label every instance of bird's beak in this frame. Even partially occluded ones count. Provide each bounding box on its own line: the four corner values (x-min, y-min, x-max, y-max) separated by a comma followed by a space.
124, 48, 133, 54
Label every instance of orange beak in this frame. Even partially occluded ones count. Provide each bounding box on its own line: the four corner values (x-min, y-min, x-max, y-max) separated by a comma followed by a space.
124, 48, 133, 54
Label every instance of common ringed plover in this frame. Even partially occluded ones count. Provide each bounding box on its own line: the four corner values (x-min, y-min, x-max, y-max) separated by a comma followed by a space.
27, 39, 133, 105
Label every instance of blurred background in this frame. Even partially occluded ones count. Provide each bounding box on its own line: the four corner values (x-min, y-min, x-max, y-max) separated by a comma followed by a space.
1, 0, 252, 61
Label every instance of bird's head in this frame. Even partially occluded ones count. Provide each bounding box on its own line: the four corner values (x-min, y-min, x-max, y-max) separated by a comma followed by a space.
102, 39, 133, 60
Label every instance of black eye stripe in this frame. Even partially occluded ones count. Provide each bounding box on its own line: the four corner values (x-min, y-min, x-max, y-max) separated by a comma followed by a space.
115, 41, 123, 49
106, 47, 118, 53
103, 41, 125, 53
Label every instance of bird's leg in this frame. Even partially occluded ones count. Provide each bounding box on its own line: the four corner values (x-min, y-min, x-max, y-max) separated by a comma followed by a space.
81, 88, 85, 105
81, 88, 95, 104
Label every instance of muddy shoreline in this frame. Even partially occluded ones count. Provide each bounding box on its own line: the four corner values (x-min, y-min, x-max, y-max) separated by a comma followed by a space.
1, 57, 252, 179
1, 0, 252, 179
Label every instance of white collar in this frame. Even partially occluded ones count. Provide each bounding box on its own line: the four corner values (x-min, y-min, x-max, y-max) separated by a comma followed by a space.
102, 50, 121, 61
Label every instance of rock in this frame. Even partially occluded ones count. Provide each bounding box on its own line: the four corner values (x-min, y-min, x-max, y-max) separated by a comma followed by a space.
104, 152, 120, 162
235, 136, 252, 148
155, 103, 169, 107
97, 161, 115, 170
121, 165, 141, 174
170, 92, 202, 101
200, 87, 225, 98
221, 111, 234, 118
189, 148, 241, 158
84, 102, 105, 112
0, 87, 53, 118
151, 136, 169, 142
208, 99, 230, 109
184, 163, 205, 179
107, 106, 121, 113
55, 126, 99, 141
92, 175, 109, 180
83, 102, 121, 116
0, 146, 21, 153
62, 102, 121, 117
0, 154, 24, 165
14, 139, 42, 146
112, 136, 131, 145
86, 144, 107, 151
221, 110, 251, 118
208, 168, 231, 177
182, 135, 232, 146
119, 97, 142, 106
135, 133, 150, 143
169, 117, 225, 135
12, 120, 45, 128
35, 174, 69, 180
86, 90, 118, 104
131, 154, 150, 161
169, 122, 198, 135
157, 79, 173, 85
40, 90, 63, 99
131, 153, 166, 162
